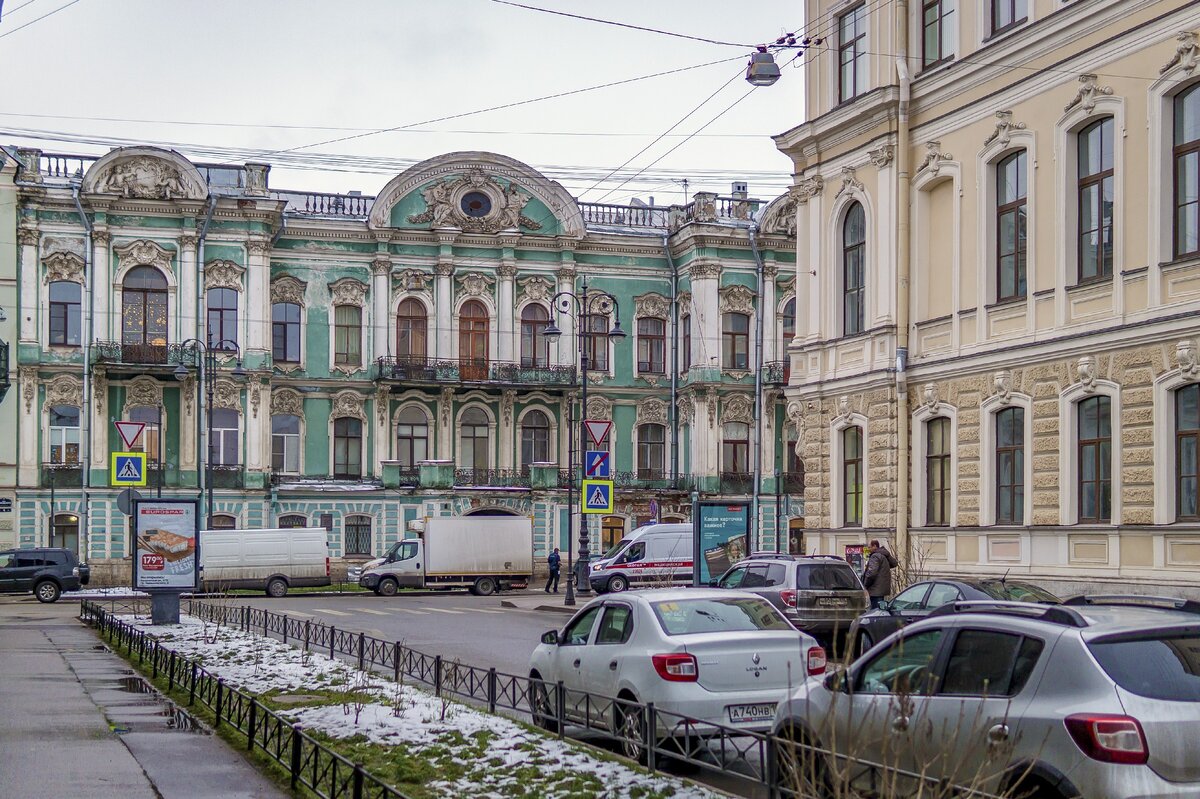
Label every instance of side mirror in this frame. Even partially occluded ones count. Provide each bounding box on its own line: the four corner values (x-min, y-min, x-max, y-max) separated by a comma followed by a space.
708, 579, 720, 588
878, 599, 893, 613
540, 630, 560, 646
823, 668, 848, 693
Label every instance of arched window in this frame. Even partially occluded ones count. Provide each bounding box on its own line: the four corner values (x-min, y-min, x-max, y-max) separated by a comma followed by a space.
996, 151, 1028, 301
1176, 384, 1200, 520
396, 407, 429, 467
209, 408, 239, 466
637, 423, 666, 479
459, 300, 489, 380
271, 414, 301, 474
843, 202, 866, 335
460, 407, 489, 470
272, 302, 301, 363
49, 405, 80, 464
396, 298, 428, 361
721, 421, 750, 473
1078, 118, 1115, 283
520, 410, 551, 467
206, 287, 238, 351
926, 417, 951, 526
122, 266, 168, 362
334, 305, 362, 366
520, 305, 550, 368
333, 418, 363, 479
1078, 396, 1112, 523
995, 407, 1025, 524
637, 318, 666, 374
722, 313, 750, 370
842, 426, 864, 527
209, 514, 237, 530
344, 515, 372, 556
1174, 85, 1200, 259
279, 514, 308, 529
51, 513, 79, 553
49, 281, 81, 346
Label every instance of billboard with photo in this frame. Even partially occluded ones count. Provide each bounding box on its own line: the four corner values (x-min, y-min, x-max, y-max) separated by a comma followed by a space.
694, 501, 749, 586
132, 498, 199, 591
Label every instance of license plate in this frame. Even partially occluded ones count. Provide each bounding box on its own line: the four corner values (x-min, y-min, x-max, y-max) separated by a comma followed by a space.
817, 597, 849, 607
727, 703, 776, 724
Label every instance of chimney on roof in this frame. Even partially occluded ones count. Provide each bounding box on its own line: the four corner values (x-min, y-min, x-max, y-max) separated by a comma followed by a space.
731, 181, 748, 199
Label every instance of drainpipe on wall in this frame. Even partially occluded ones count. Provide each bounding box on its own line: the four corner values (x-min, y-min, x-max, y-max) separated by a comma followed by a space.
71, 186, 93, 564
895, 16, 913, 566
195, 195, 217, 508
748, 224, 766, 551
663, 233, 679, 485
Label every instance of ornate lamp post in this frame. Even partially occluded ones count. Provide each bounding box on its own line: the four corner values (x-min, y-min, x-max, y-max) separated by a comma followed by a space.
173, 339, 246, 526
543, 277, 626, 605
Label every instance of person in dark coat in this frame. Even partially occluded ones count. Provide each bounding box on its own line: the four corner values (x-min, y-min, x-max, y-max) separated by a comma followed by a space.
862, 539, 897, 609
544, 548, 561, 593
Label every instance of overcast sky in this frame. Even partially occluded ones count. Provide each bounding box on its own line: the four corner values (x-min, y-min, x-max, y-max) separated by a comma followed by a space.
0, 0, 807, 205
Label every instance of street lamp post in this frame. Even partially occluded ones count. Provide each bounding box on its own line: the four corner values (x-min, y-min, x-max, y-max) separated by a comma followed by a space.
173, 339, 246, 526
543, 277, 626, 606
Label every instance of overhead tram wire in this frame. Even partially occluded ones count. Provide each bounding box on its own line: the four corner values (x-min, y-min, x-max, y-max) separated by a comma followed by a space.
0, 0, 84, 41
489, 0, 754, 48
1, 0, 49, 18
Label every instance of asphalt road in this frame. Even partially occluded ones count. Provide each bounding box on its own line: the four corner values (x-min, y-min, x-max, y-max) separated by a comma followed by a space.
235, 590, 568, 677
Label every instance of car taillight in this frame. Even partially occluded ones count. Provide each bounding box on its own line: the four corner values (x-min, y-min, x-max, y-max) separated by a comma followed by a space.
652, 653, 698, 682
780, 589, 797, 608
1064, 714, 1148, 764
807, 646, 827, 676
326, 557, 331, 577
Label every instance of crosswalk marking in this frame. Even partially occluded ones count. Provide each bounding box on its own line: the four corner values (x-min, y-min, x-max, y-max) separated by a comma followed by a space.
279, 610, 316, 618
453, 606, 503, 614
395, 608, 429, 616
311, 608, 352, 617
353, 608, 392, 616
422, 607, 466, 615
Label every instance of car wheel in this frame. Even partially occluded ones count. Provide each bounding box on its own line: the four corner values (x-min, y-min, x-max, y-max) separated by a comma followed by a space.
474, 577, 497, 596
607, 575, 629, 593
377, 578, 399, 597
34, 580, 61, 603
528, 672, 559, 733
774, 727, 832, 799
856, 630, 874, 658
615, 695, 647, 764
266, 578, 288, 598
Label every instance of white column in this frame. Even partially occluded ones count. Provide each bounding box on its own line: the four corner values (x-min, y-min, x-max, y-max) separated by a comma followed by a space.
373, 387, 389, 476
92, 230, 112, 342
251, 380, 270, 473
555, 264, 577, 367
90, 369, 109, 472
179, 233, 198, 343
434, 263, 454, 359
179, 374, 197, 472
371, 257, 391, 362
246, 238, 271, 357
497, 263, 517, 363
762, 262, 778, 363
17, 369, 38, 485
499, 390, 516, 470
17, 228, 38, 345
688, 261, 721, 370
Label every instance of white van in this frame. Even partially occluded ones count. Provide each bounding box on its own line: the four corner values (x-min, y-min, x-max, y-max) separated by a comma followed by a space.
200, 527, 330, 597
587, 522, 693, 593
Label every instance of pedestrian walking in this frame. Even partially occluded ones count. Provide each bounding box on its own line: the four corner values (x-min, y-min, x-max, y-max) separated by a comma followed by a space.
862, 539, 897, 609
545, 547, 561, 593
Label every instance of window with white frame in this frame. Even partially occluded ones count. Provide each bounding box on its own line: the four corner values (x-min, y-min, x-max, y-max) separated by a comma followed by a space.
996, 151, 1028, 301
1177, 384, 1200, 521
843, 202, 866, 335
520, 410, 551, 468
396, 299, 428, 361
272, 302, 302, 363
520, 304, 551, 368
49, 405, 80, 464
460, 407, 490, 470
637, 423, 666, 479
921, 0, 955, 68
395, 407, 428, 468
1174, 84, 1200, 259
843, 426, 864, 527
995, 407, 1025, 524
271, 414, 301, 474
209, 408, 240, 467
1078, 118, 1115, 283
1077, 395, 1112, 523
926, 417, 951, 526
837, 5, 867, 102
206, 287, 238, 351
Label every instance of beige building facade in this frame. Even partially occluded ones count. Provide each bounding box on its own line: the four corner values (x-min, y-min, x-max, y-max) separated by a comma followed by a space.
775, 0, 1200, 596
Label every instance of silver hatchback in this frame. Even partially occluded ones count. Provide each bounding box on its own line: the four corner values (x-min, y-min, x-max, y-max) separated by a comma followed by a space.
771, 595, 1200, 799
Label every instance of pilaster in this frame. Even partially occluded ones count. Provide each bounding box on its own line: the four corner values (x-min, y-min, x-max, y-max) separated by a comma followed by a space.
371, 256, 391, 361
180, 232, 198, 342
17, 227, 38, 344
92, 229, 111, 342
497, 249, 518, 362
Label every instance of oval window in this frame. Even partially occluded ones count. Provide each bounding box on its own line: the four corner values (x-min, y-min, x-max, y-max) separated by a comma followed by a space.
460, 191, 492, 218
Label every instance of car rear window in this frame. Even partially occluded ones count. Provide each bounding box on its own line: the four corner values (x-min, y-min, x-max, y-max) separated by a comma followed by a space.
1088, 632, 1200, 701
651, 597, 793, 635
796, 563, 860, 591
974, 581, 1059, 604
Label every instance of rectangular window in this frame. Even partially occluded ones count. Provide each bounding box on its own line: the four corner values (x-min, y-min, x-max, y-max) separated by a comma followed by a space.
637, 318, 666, 374
1177, 385, 1200, 521
272, 303, 302, 363
681, 314, 692, 372
206, 287, 239, 351
48, 282, 82, 347
843, 427, 863, 527
1174, 86, 1200, 259
926, 417, 951, 526
996, 152, 1028, 302
921, 0, 954, 68
995, 407, 1025, 524
584, 314, 609, 372
334, 418, 363, 479
208, 408, 240, 467
838, 5, 867, 103
271, 415, 301, 474
1078, 119, 1115, 283
334, 305, 362, 366
396, 422, 428, 468
990, 0, 1027, 36
48, 406, 81, 464
638, 424, 666, 479
1078, 396, 1112, 523
722, 313, 750, 370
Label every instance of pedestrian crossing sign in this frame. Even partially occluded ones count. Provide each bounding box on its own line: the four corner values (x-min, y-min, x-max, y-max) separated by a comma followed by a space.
111, 452, 147, 487
581, 479, 614, 514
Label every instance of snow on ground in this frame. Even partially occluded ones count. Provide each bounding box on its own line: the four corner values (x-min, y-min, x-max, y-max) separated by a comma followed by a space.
122, 615, 723, 799
64, 586, 149, 598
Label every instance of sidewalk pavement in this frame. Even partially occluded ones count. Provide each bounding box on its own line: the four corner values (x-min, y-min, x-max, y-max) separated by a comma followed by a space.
500, 587, 584, 614
0, 597, 288, 799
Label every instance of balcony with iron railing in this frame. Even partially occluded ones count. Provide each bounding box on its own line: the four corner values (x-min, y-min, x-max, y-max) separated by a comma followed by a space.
557, 470, 697, 492
763, 360, 789, 386
93, 341, 180, 368
208, 465, 244, 490
453, 469, 530, 488
375, 357, 576, 388
719, 471, 755, 494
781, 471, 805, 493
269, 473, 384, 490
41, 462, 83, 488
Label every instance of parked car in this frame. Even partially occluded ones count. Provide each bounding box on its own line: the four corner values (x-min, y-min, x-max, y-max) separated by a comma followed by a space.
589, 523, 692, 593
0, 547, 89, 603
714, 554, 868, 650
850, 579, 1060, 656
528, 588, 826, 761
772, 595, 1200, 799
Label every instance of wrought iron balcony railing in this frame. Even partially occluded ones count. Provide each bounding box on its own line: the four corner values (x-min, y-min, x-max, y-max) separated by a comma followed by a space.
42, 462, 83, 488
453, 468, 530, 488
93, 340, 184, 366
269, 473, 383, 489
376, 357, 576, 387
208, 465, 244, 490
763, 360, 789, 385
719, 471, 755, 494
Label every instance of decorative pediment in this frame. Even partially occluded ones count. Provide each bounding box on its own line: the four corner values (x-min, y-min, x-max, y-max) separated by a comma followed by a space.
457, 271, 495, 297
634, 292, 670, 320
917, 141, 953, 176
271, 388, 303, 417
332, 390, 366, 421
44, 375, 83, 409
212, 379, 242, 412
329, 277, 369, 307
518, 275, 553, 303
721, 394, 754, 425
123, 376, 162, 414
271, 275, 307, 305
758, 189, 799, 236
114, 239, 173, 275
43, 251, 85, 284
719, 284, 756, 315
837, 167, 864, 197
637, 398, 668, 425
984, 110, 1026, 149
205, 259, 245, 291
81, 147, 207, 200
405, 171, 542, 233
1160, 30, 1199, 76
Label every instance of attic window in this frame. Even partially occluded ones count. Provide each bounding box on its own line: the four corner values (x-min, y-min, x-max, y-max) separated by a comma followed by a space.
461, 192, 491, 218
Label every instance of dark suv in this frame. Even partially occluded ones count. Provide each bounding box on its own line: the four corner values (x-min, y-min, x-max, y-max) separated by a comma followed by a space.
715, 553, 868, 648
0, 547, 89, 603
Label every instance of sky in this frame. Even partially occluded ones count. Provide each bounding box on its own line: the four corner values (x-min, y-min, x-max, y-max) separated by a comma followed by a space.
0, 0, 808, 206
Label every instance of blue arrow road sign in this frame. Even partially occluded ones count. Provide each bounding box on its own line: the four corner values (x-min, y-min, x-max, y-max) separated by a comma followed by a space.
584, 450, 610, 478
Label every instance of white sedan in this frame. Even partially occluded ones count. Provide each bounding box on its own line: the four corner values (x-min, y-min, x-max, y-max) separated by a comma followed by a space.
528, 588, 826, 760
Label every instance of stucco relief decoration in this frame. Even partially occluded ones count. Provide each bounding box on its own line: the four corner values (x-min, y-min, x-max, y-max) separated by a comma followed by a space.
439, 387, 454, 428
332, 391, 366, 421
706, 388, 719, 428
922, 383, 940, 411
719, 284, 756, 315
497, 263, 518, 280
42, 251, 85, 284
836, 395, 853, 422
586, 396, 612, 420
376, 388, 390, 426
676, 291, 693, 314
212, 379, 242, 412
917, 142, 953, 176
984, 110, 1026, 149
637, 398, 668, 425
43, 235, 85, 259
17, 226, 40, 247
44, 375, 83, 410
457, 272, 495, 298
676, 397, 694, 426
93, 156, 203, 200
868, 145, 895, 168
634, 292, 669, 320
406, 172, 543, 233
1064, 74, 1114, 114
20, 368, 37, 414
1076, 356, 1098, 392
795, 174, 824, 203
270, 275, 307, 305
992, 370, 1014, 404
396, 269, 429, 293
518, 275, 552, 303
1176, 340, 1199, 377
1160, 30, 1199, 76
179, 375, 193, 416
271, 389, 303, 417
250, 380, 262, 419
244, 163, 270, 196
329, 277, 369, 308
124, 377, 162, 414
837, 166, 864, 197
758, 189, 800, 236
114, 239, 173, 276
204, 260, 244, 291
688, 262, 722, 280
693, 192, 719, 223
721, 395, 754, 425
501, 391, 516, 426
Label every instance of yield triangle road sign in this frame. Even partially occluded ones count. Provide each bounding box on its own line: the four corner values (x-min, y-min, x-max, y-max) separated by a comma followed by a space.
115, 421, 146, 450
583, 419, 613, 446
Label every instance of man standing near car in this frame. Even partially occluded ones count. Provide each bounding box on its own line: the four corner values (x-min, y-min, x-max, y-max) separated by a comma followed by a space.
544, 547, 561, 593
862, 539, 897, 609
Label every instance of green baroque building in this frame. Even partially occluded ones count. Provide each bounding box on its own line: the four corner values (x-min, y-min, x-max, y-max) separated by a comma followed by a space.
0, 146, 800, 585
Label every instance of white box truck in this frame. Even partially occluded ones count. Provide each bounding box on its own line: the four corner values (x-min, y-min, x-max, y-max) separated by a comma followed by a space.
356, 516, 533, 596
200, 527, 330, 597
